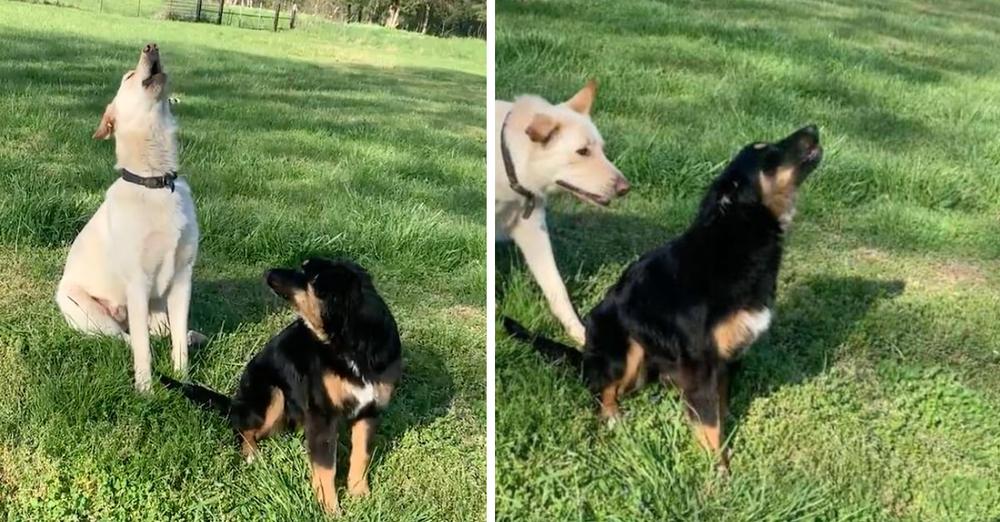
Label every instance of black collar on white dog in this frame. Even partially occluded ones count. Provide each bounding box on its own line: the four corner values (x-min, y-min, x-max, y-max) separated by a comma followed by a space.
500, 113, 537, 219
119, 168, 178, 192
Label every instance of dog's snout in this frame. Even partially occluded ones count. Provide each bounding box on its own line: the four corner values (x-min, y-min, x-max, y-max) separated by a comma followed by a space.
615, 176, 631, 197
143, 43, 158, 54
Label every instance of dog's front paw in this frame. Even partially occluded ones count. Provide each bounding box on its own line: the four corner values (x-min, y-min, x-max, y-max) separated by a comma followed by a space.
600, 408, 623, 429
320, 497, 342, 516
348, 479, 370, 498
569, 325, 586, 347
135, 375, 152, 393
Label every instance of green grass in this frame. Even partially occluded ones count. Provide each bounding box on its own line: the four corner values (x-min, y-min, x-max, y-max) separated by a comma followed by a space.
496, 0, 1000, 520
0, 2, 484, 520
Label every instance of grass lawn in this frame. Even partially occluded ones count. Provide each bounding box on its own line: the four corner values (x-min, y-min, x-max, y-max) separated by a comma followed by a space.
496, 0, 1000, 520
0, 2, 485, 520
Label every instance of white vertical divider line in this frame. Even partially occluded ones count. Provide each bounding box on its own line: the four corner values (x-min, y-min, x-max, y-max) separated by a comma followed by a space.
485, 0, 497, 520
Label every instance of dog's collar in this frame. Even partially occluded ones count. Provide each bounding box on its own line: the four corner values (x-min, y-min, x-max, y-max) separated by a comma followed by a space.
500, 113, 537, 219
119, 168, 178, 192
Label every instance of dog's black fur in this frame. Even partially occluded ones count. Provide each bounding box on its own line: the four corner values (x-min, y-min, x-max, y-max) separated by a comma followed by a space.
161, 257, 401, 513
504, 126, 823, 470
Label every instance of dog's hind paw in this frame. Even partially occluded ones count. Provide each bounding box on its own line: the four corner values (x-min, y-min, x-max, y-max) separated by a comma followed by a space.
187, 330, 208, 346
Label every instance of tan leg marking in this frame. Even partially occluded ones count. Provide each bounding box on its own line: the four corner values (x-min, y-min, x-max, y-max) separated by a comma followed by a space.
619, 339, 646, 393
712, 309, 770, 359
311, 462, 339, 514
374, 359, 401, 407
693, 421, 722, 453
598, 340, 647, 420
323, 373, 350, 408
239, 388, 285, 462
239, 431, 258, 461
713, 311, 754, 359
599, 385, 621, 420
348, 418, 375, 497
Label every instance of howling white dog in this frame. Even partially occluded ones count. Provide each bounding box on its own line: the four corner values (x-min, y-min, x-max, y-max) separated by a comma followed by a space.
56, 43, 200, 392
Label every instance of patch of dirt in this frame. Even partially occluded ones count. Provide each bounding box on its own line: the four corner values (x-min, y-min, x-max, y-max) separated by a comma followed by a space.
446, 305, 483, 322
933, 260, 987, 286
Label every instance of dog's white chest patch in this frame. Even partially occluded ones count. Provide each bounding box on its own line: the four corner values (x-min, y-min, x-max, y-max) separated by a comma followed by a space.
743, 308, 772, 340
713, 307, 772, 359
347, 380, 376, 417
322, 372, 377, 417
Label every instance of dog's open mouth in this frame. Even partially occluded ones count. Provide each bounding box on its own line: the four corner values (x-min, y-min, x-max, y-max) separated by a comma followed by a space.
803, 145, 821, 163
556, 180, 611, 207
142, 57, 163, 87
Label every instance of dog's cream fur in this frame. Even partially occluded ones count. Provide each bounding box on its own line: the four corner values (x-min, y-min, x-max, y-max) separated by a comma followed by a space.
56, 44, 199, 392
495, 81, 629, 346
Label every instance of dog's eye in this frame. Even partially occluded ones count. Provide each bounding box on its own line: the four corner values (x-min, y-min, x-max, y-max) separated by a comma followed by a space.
576, 147, 590, 157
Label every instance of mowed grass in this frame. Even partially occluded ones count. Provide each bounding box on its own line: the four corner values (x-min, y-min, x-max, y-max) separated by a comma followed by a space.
496, 0, 1000, 520
0, 2, 484, 520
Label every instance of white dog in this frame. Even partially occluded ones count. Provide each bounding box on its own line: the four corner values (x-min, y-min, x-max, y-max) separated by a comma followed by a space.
56, 43, 199, 392
495, 81, 629, 346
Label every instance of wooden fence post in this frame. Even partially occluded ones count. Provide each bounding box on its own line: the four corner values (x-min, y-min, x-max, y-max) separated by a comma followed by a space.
216, 0, 224, 24
272, 1, 280, 31
136, 0, 141, 16
195, 0, 203, 21
289, 3, 297, 29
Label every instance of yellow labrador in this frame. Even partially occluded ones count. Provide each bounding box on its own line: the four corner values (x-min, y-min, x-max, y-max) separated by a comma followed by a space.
56, 43, 200, 392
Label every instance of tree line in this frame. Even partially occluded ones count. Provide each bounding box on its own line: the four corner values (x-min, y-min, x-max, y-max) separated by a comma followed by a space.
281, 0, 486, 38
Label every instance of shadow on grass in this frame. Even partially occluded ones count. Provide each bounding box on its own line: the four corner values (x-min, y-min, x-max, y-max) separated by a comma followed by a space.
192, 275, 277, 336
730, 276, 906, 419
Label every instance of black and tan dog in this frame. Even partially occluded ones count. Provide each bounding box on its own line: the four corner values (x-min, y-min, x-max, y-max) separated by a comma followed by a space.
505, 125, 823, 471
161, 257, 401, 514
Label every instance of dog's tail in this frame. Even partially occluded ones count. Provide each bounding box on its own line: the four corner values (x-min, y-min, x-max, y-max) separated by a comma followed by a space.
502, 316, 584, 370
159, 374, 231, 416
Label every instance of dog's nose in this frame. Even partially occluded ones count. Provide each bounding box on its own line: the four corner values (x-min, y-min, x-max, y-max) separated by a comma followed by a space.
615, 176, 631, 197
143, 43, 158, 54
799, 124, 819, 141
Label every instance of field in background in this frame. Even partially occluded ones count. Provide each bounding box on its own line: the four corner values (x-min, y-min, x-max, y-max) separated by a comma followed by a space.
496, 0, 1000, 520
0, 1, 485, 519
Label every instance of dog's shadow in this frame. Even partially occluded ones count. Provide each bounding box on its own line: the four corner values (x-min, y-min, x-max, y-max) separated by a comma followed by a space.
363, 342, 455, 469
728, 276, 906, 421
191, 275, 278, 338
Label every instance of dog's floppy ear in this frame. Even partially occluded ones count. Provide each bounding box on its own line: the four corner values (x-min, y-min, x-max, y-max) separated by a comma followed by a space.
565, 79, 597, 115
525, 113, 559, 144
93, 104, 116, 140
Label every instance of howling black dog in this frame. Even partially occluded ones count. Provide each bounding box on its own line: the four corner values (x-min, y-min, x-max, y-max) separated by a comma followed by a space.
505, 125, 823, 471
161, 258, 401, 514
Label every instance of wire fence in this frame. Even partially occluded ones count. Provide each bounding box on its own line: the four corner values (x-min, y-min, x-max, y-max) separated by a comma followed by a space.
17, 0, 297, 31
